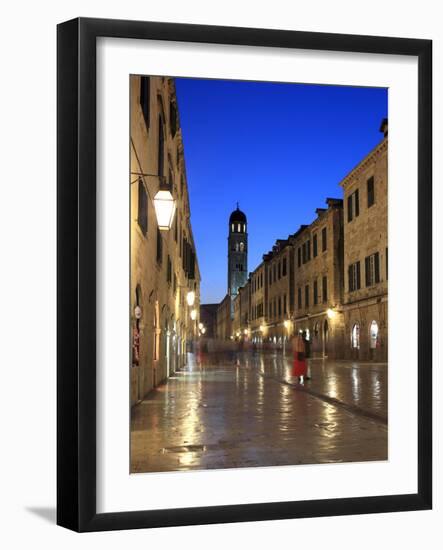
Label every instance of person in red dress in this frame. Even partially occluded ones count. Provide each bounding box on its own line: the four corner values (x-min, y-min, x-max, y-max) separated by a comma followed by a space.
292, 332, 307, 384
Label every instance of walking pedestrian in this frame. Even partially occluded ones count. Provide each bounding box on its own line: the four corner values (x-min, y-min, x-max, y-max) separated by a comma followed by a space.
292, 332, 307, 384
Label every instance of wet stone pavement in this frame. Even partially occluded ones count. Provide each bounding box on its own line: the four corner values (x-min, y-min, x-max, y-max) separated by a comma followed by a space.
131, 351, 387, 473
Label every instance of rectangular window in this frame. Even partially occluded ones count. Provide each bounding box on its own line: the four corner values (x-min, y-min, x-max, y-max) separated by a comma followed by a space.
137, 178, 148, 235
269, 266, 272, 286
302, 243, 306, 264
307, 240, 311, 261
348, 261, 361, 292
322, 276, 328, 303
283, 294, 287, 315
158, 116, 164, 177
348, 189, 359, 221
139, 76, 150, 129
156, 228, 162, 264
278, 297, 281, 316
313, 280, 318, 305
298, 288, 302, 309
170, 100, 177, 137
313, 234, 318, 257
347, 195, 353, 222
167, 256, 172, 284
273, 263, 277, 282
278, 262, 281, 280
365, 252, 380, 287
305, 285, 310, 308
322, 227, 327, 252
174, 213, 178, 242
367, 176, 375, 207
189, 249, 196, 280
298, 247, 302, 267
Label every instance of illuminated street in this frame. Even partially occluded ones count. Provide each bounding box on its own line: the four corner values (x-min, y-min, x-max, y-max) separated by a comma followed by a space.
131, 351, 387, 473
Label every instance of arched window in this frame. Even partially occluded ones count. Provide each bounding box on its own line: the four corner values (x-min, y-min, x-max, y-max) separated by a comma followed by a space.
351, 323, 360, 349
314, 322, 319, 338
370, 320, 379, 349
235, 243, 239, 252
238, 223, 241, 232
239, 242, 245, 252
231, 223, 235, 232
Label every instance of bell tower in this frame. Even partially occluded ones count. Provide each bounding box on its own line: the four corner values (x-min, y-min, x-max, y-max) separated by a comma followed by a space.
228, 204, 248, 316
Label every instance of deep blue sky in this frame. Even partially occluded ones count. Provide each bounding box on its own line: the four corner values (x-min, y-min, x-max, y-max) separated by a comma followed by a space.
175, 78, 387, 305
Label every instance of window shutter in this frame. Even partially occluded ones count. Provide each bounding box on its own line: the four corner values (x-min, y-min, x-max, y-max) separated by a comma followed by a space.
140, 77, 150, 128
348, 265, 353, 292
347, 195, 353, 222
355, 189, 360, 217
365, 256, 370, 287
356, 261, 361, 289
374, 252, 380, 283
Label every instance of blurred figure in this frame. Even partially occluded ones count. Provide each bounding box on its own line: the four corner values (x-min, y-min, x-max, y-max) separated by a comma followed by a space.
291, 333, 307, 384
302, 330, 311, 358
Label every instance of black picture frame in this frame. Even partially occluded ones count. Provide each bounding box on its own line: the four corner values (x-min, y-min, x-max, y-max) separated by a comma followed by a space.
57, 17, 432, 532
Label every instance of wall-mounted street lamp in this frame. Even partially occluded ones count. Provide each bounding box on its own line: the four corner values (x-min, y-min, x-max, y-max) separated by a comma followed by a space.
131, 171, 177, 231
327, 307, 337, 319
153, 182, 176, 231
190, 309, 197, 321
186, 290, 196, 307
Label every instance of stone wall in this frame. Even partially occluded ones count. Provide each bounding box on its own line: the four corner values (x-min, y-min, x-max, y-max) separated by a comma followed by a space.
130, 75, 201, 406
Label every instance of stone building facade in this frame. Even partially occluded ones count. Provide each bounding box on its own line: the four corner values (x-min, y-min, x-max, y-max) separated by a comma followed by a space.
216, 294, 232, 341
340, 120, 388, 361
130, 75, 200, 406
215, 120, 387, 362
249, 262, 266, 343
262, 240, 294, 345
290, 199, 345, 358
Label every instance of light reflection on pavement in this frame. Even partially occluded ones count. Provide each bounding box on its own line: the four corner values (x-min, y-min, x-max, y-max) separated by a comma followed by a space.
131, 351, 387, 473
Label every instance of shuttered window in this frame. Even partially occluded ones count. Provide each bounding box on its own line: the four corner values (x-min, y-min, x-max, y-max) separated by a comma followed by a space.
347, 189, 360, 222
349, 261, 361, 292
367, 176, 375, 207
322, 227, 327, 252
305, 285, 310, 308
322, 276, 328, 303
137, 178, 148, 235
139, 76, 150, 129
156, 228, 162, 264
313, 280, 318, 305
365, 252, 380, 287
158, 116, 164, 177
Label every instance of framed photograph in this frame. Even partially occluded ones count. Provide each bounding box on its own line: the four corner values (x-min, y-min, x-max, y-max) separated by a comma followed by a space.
57, 17, 432, 532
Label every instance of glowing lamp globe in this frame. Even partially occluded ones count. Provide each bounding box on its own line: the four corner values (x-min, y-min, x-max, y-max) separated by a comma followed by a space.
153, 188, 176, 230
186, 291, 195, 307
190, 309, 197, 321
